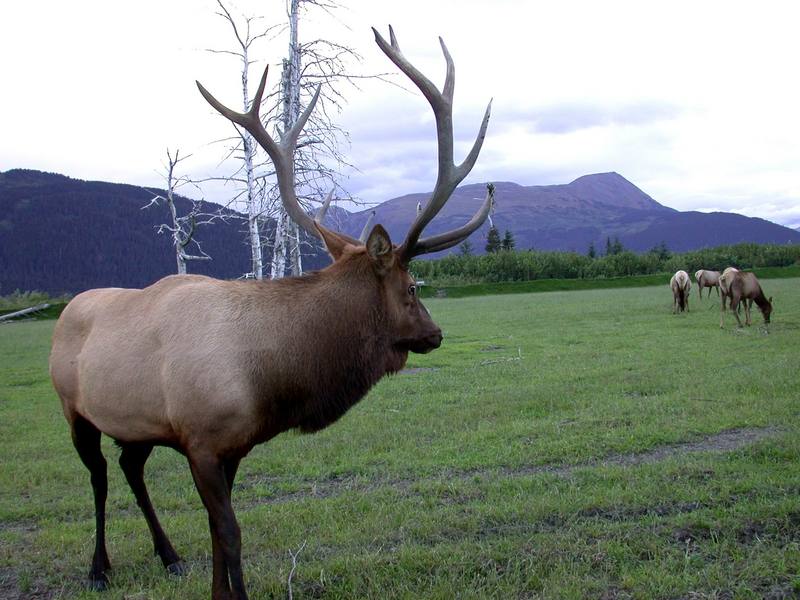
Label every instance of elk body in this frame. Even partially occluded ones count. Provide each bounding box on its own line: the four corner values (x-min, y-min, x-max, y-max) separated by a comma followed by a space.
718, 266, 750, 314
670, 270, 691, 313
694, 269, 720, 300
50, 26, 493, 600
719, 270, 772, 328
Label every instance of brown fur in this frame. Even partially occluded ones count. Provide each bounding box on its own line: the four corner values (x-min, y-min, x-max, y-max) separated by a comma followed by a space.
718, 266, 740, 310
670, 270, 691, 313
719, 270, 772, 328
694, 269, 720, 300
50, 227, 442, 594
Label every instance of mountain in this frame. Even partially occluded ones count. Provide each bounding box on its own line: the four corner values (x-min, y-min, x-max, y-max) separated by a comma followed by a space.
1, 169, 798, 296
336, 173, 800, 254
0, 169, 328, 296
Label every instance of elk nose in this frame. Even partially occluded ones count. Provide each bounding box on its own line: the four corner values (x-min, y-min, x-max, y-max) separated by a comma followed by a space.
430, 329, 443, 348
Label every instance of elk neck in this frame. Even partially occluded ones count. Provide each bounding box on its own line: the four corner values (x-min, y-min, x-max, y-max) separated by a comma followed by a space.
243, 254, 409, 437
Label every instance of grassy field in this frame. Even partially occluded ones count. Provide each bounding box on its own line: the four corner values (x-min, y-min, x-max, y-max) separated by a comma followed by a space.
1, 279, 799, 599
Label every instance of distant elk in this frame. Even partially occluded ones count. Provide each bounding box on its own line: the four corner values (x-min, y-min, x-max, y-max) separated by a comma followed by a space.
670, 270, 691, 313
50, 26, 493, 600
694, 269, 720, 299
719, 269, 772, 328
718, 266, 749, 313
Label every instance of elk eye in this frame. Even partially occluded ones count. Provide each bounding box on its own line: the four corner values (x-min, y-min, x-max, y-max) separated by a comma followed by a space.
408, 284, 416, 297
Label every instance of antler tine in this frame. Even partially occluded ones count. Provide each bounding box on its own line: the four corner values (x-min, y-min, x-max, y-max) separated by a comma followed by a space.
413, 183, 494, 254
372, 26, 492, 262
358, 210, 376, 243
315, 189, 335, 224
197, 67, 325, 240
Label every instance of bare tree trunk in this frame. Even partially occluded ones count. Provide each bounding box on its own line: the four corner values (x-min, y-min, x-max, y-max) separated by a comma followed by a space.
289, 220, 302, 275
240, 42, 263, 279
145, 149, 213, 274
271, 207, 287, 279
272, 0, 303, 278
165, 156, 188, 275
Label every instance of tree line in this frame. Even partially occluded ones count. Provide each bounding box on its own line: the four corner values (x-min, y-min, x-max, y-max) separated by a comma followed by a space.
410, 242, 800, 286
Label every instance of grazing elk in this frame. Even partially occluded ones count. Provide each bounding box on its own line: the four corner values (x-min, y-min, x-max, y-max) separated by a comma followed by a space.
719, 269, 772, 328
718, 266, 750, 314
694, 269, 720, 300
670, 270, 691, 313
50, 26, 493, 600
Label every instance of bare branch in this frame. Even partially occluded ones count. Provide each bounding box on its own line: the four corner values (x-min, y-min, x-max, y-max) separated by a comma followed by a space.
287, 540, 307, 600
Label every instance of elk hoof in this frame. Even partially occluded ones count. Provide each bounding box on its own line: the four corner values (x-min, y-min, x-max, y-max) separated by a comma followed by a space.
167, 560, 188, 577
87, 574, 109, 591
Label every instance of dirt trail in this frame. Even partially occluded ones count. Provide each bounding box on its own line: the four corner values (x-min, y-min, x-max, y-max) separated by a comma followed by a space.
240, 426, 781, 505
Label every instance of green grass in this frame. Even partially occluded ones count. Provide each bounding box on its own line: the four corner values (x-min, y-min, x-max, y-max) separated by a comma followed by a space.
1, 280, 799, 599
418, 264, 800, 299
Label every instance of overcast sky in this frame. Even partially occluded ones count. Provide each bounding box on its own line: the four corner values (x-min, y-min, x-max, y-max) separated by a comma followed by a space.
1, 0, 799, 228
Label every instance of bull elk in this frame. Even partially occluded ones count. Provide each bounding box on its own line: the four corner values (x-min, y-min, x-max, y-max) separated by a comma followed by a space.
670, 270, 691, 313
50, 26, 493, 599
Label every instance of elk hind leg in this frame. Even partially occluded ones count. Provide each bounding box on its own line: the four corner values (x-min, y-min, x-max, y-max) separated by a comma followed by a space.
731, 295, 744, 328
71, 416, 111, 590
118, 443, 186, 575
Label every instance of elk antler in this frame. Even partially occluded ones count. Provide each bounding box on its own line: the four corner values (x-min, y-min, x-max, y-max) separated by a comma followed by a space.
373, 26, 493, 263
197, 66, 351, 243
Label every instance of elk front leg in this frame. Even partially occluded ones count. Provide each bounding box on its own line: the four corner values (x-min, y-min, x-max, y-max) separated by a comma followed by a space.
189, 453, 247, 600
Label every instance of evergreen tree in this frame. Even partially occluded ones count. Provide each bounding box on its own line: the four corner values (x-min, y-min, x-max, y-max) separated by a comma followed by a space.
605, 236, 612, 256
587, 241, 596, 259
649, 241, 671, 260
501, 229, 516, 251
611, 236, 624, 255
485, 226, 501, 253
458, 239, 473, 256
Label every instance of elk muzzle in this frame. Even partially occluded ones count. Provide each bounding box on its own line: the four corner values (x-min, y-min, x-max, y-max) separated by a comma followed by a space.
407, 327, 443, 354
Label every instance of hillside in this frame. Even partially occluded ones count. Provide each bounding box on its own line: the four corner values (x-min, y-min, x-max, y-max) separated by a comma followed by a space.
1, 169, 798, 295
0, 170, 327, 296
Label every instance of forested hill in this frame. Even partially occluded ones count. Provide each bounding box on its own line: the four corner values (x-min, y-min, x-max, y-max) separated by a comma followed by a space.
0, 170, 327, 296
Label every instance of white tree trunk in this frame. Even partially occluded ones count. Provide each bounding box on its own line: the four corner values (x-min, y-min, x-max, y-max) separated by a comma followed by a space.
241, 40, 263, 279
244, 135, 263, 279
289, 220, 302, 275
282, 0, 303, 277
271, 207, 287, 279
165, 155, 188, 275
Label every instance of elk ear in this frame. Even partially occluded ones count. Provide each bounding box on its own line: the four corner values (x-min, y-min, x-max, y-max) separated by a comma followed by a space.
314, 222, 350, 260
366, 224, 394, 275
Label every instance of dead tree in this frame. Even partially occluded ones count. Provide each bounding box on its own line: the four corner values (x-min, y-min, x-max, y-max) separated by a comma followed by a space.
144, 149, 214, 275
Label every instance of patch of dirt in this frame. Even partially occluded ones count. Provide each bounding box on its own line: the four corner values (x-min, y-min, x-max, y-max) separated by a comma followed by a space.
479, 344, 505, 352
600, 587, 633, 600
0, 567, 60, 600
736, 511, 800, 545
399, 367, 439, 375
672, 522, 714, 544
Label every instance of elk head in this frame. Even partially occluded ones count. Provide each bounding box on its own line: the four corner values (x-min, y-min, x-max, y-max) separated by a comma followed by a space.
196, 25, 493, 355
763, 296, 773, 324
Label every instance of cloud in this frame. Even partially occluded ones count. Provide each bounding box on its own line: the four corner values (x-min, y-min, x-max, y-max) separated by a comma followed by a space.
492, 101, 682, 135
